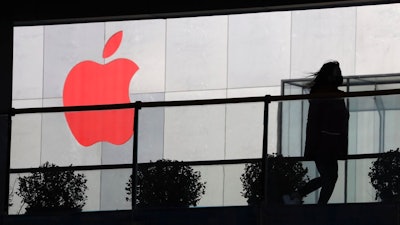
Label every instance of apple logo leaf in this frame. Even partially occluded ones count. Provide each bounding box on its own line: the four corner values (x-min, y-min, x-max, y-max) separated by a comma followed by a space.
103, 30, 123, 59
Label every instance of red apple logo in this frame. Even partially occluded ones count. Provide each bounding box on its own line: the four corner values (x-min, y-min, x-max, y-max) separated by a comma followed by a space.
63, 31, 139, 147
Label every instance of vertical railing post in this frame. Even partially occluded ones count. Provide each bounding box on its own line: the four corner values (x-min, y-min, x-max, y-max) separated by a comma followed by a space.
0, 114, 11, 217
0, 19, 13, 218
131, 101, 141, 211
345, 82, 350, 204
261, 95, 271, 224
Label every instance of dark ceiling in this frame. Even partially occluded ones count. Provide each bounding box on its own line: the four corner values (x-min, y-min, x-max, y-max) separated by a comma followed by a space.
10, 0, 395, 25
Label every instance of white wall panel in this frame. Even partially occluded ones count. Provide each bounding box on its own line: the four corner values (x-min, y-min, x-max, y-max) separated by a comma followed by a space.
165, 16, 228, 92
291, 7, 357, 78
106, 19, 166, 94
228, 12, 291, 88
356, 3, 400, 75
43, 23, 105, 99
13, 26, 44, 101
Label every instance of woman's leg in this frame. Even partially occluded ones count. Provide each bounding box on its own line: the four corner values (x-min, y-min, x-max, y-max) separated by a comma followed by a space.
284, 162, 323, 204
298, 175, 322, 197
315, 157, 338, 204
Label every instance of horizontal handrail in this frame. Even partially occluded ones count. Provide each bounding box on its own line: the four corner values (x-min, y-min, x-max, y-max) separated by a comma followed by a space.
6, 88, 400, 115
9, 152, 384, 173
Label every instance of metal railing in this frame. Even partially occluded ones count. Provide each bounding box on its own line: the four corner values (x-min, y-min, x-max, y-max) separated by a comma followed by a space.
7, 88, 400, 213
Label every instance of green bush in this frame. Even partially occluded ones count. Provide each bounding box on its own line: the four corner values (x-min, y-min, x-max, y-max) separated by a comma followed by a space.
16, 161, 88, 210
240, 153, 309, 205
126, 159, 206, 208
369, 148, 400, 202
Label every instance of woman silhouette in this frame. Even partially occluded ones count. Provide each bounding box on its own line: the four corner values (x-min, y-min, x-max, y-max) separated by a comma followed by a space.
284, 61, 349, 205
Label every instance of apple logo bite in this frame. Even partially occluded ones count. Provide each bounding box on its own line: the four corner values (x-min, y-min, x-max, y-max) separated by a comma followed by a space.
63, 30, 139, 147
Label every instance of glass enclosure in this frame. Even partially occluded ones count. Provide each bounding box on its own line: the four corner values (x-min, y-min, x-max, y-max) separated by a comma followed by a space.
280, 74, 400, 205
280, 73, 400, 156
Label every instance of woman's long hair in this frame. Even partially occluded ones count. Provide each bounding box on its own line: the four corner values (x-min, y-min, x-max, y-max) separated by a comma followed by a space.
308, 61, 343, 92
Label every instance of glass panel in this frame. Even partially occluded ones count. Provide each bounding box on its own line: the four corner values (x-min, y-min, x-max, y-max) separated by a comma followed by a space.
10, 108, 136, 169
163, 104, 226, 161
264, 157, 380, 205
136, 106, 165, 163
227, 86, 280, 157
8, 173, 21, 214
282, 80, 306, 95
131, 162, 251, 208
266, 100, 281, 155
161, 101, 266, 161
10, 113, 42, 168
278, 99, 307, 157
41, 110, 104, 166
9, 169, 113, 214
346, 158, 377, 203
9, 168, 132, 214
226, 102, 264, 159
348, 94, 400, 154
223, 164, 248, 206
194, 165, 224, 207
128, 162, 245, 208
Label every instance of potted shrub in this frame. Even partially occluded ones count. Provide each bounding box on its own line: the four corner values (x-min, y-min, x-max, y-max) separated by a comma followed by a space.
16, 161, 88, 214
369, 148, 400, 202
240, 153, 309, 205
125, 159, 206, 208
